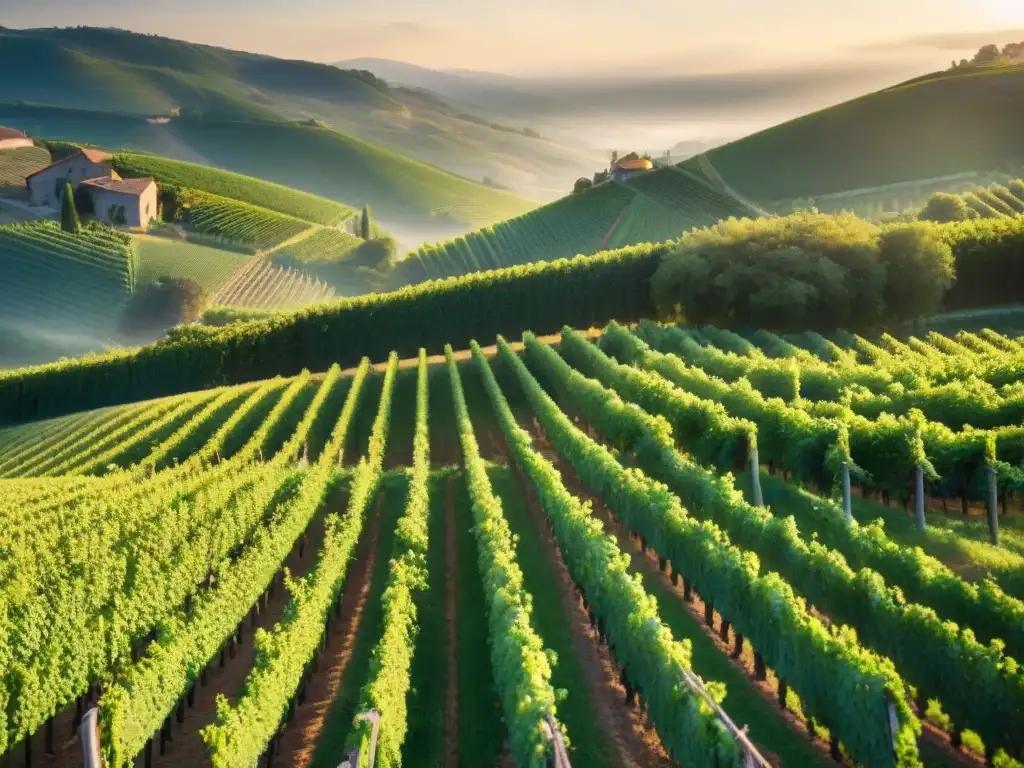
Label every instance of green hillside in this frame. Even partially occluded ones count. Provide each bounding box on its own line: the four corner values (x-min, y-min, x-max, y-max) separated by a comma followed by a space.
135, 236, 252, 292
393, 168, 758, 284
686, 61, 1024, 204
0, 103, 536, 230
113, 153, 354, 225
0, 27, 600, 201
0, 221, 136, 337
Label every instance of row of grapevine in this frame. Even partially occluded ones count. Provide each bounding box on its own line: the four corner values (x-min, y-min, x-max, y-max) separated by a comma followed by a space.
622, 167, 756, 224
210, 255, 335, 310
0, 371, 327, 749
445, 345, 562, 766
112, 153, 356, 225
182, 190, 312, 251
522, 334, 1024, 759
201, 353, 397, 766
637, 322, 1024, 431
98, 364, 361, 766
528, 332, 1024, 677
0, 220, 136, 335
0, 241, 667, 426
510, 333, 922, 767
398, 182, 639, 283
478, 338, 749, 766
0, 145, 49, 189
600, 322, 1024, 499
343, 350, 430, 766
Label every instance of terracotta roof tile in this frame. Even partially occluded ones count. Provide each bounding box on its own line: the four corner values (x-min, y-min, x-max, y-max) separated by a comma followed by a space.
0, 126, 29, 142
80, 176, 156, 196
80, 148, 112, 163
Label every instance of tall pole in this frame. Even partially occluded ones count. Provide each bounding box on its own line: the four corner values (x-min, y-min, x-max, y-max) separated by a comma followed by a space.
841, 463, 853, 523
914, 466, 926, 531
986, 465, 1000, 546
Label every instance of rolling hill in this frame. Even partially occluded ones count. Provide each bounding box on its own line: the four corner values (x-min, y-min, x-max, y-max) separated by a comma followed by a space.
392, 166, 758, 284
0, 27, 600, 201
0, 104, 537, 234
684, 61, 1024, 206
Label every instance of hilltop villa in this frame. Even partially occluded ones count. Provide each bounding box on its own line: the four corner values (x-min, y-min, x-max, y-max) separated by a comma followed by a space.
0, 126, 33, 151
25, 147, 158, 228
610, 155, 654, 183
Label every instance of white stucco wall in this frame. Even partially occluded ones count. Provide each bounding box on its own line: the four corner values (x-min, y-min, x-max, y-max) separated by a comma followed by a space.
90, 184, 157, 229
27, 157, 112, 207
0, 137, 33, 151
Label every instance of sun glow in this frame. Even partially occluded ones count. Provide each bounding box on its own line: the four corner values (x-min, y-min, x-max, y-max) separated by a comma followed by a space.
974, 0, 1024, 25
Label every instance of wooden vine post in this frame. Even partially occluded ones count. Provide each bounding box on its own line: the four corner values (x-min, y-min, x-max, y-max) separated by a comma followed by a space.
914, 465, 926, 531
80, 707, 102, 768
748, 436, 764, 507
986, 465, 999, 546
841, 462, 853, 522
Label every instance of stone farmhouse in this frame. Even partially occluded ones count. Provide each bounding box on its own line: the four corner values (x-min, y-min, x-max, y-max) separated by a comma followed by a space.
0, 126, 33, 151
25, 148, 158, 228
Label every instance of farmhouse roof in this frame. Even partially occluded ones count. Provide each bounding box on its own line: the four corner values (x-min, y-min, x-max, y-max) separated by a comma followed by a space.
81, 176, 156, 196
25, 148, 113, 180
0, 126, 28, 141
614, 158, 653, 171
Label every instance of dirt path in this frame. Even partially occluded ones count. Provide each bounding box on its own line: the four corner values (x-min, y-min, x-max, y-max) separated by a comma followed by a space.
509, 455, 672, 768
273, 495, 383, 768
443, 477, 459, 768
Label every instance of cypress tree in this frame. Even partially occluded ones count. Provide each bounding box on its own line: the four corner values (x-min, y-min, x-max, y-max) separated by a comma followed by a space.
360, 205, 372, 240
61, 181, 81, 233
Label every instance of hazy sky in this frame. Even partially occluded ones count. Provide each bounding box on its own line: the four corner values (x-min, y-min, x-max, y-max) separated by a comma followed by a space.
3, 0, 1024, 76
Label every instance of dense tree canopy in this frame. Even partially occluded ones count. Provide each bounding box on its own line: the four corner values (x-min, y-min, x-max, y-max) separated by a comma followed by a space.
919, 193, 973, 223
120, 277, 208, 339
651, 213, 954, 333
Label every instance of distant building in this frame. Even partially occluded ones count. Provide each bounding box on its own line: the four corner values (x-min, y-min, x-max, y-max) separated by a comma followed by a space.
610, 156, 654, 183
81, 176, 159, 228
0, 126, 34, 151
26, 148, 116, 208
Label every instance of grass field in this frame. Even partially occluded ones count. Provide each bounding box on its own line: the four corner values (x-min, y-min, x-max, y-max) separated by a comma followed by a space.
3, 323, 1024, 768
134, 235, 251, 291
683, 61, 1024, 203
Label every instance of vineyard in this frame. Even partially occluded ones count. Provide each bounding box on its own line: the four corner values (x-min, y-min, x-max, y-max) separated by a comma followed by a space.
0, 145, 50, 192
392, 171, 758, 286
135, 236, 252, 292
0, 220, 136, 336
180, 191, 313, 252
209, 255, 335, 310
1, 320, 1023, 768
111, 153, 356, 225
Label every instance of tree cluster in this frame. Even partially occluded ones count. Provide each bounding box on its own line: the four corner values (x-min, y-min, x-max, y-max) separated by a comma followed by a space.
651, 213, 955, 333
120, 277, 208, 339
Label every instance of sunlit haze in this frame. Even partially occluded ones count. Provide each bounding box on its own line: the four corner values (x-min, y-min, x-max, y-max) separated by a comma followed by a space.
2, 0, 1022, 75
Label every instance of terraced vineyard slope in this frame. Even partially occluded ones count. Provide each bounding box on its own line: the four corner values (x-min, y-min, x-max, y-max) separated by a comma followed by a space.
394, 168, 759, 285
